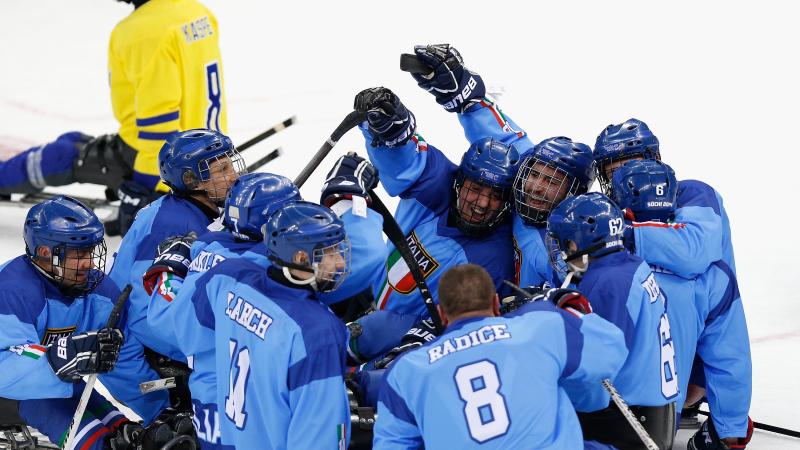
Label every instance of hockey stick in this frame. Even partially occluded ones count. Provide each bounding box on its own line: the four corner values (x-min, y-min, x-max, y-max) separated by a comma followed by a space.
294, 110, 365, 188
63, 285, 133, 450
400, 54, 433, 76
696, 410, 800, 439
246, 147, 282, 173
237, 116, 296, 153
368, 190, 444, 334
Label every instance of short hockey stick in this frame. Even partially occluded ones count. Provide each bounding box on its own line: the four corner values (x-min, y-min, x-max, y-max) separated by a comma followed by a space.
368, 190, 443, 334
697, 410, 800, 439
246, 147, 282, 173
237, 116, 296, 153
63, 285, 133, 450
294, 110, 365, 188
399, 54, 433, 76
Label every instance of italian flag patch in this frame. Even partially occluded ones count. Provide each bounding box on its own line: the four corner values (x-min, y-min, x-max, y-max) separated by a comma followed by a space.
376, 231, 439, 310
157, 272, 177, 302
8, 343, 46, 360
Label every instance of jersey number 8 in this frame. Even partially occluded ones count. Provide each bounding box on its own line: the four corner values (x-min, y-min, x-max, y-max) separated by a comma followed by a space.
454, 360, 510, 443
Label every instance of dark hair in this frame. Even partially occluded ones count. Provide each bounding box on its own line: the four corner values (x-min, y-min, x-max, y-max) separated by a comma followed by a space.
438, 264, 496, 317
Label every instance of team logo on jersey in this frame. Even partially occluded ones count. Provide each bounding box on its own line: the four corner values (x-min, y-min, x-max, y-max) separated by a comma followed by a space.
377, 231, 440, 309
41, 326, 77, 347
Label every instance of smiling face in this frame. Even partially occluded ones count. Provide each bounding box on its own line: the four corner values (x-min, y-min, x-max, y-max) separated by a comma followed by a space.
456, 178, 506, 225
522, 161, 571, 212
196, 154, 244, 204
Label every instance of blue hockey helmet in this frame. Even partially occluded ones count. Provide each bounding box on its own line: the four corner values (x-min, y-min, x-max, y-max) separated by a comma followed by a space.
546, 193, 626, 278
594, 118, 661, 195
265, 201, 350, 292
513, 137, 596, 226
453, 137, 520, 236
24, 196, 107, 296
610, 159, 678, 223
223, 172, 302, 242
158, 129, 246, 204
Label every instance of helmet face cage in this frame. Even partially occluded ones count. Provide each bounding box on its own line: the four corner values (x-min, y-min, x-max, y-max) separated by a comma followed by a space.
195, 149, 246, 203
596, 152, 654, 197
34, 240, 107, 296
513, 156, 583, 226
544, 232, 571, 280
452, 174, 511, 237
311, 238, 351, 292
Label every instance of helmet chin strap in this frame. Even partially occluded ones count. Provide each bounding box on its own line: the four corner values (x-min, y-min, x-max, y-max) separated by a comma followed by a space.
281, 267, 317, 289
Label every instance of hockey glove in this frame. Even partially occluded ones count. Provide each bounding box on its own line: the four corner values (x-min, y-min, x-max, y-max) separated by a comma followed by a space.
374, 319, 439, 369
46, 328, 124, 382
106, 408, 196, 450
544, 288, 593, 317
143, 233, 198, 296
354, 87, 416, 148
688, 417, 753, 450
499, 282, 551, 315
116, 180, 163, 237
320, 152, 379, 208
410, 44, 486, 113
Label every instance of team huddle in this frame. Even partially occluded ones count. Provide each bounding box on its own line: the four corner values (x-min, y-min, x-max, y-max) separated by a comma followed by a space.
0, 23, 751, 450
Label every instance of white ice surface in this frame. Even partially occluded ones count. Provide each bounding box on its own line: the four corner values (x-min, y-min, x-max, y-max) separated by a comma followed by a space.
1, 1, 798, 448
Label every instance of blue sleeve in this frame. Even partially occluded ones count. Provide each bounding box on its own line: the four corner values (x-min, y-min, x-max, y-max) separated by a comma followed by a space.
99, 320, 169, 424
697, 264, 752, 439
373, 368, 423, 450
582, 278, 639, 352
352, 309, 419, 362
0, 291, 73, 399
457, 98, 534, 150
559, 312, 627, 412
634, 180, 724, 277
0, 133, 78, 195
286, 340, 350, 450
319, 203, 386, 305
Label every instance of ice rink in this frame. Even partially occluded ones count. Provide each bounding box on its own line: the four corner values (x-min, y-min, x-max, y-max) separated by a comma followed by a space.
1, 0, 798, 448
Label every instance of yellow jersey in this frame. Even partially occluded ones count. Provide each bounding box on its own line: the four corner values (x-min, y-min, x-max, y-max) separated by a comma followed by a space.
109, 0, 227, 188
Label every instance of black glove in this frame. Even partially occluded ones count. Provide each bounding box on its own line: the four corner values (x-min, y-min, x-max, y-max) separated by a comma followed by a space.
354, 87, 416, 148
374, 319, 438, 369
143, 233, 198, 296
320, 152, 379, 208
73, 133, 135, 189
410, 44, 486, 113
499, 282, 551, 315
117, 180, 162, 237
106, 408, 196, 450
688, 417, 753, 450
46, 328, 123, 382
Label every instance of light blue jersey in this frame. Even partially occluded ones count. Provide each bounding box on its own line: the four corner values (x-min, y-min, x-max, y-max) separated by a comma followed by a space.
374, 301, 626, 450
109, 194, 217, 361
576, 251, 677, 408
633, 180, 736, 277
654, 261, 751, 438
0, 256, 169, 448
174, 258, 350, 450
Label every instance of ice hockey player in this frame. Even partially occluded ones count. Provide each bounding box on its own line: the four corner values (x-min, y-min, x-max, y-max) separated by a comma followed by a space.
512, 137, 596, 286
373, 263, 625, 450
594, 118, 737, 277
346, 86, 519, 363
546, 192, 677, 450
145, 201, 352, 449
1, 0, 228, 233
610, 159, 753, 449
108, 128, 243, 411
0, 196, 174, 449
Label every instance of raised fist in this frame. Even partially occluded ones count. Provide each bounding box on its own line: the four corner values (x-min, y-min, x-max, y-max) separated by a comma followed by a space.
410, 44, 486, 113
321, 152, 379, 207
354, 87, 416, 148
